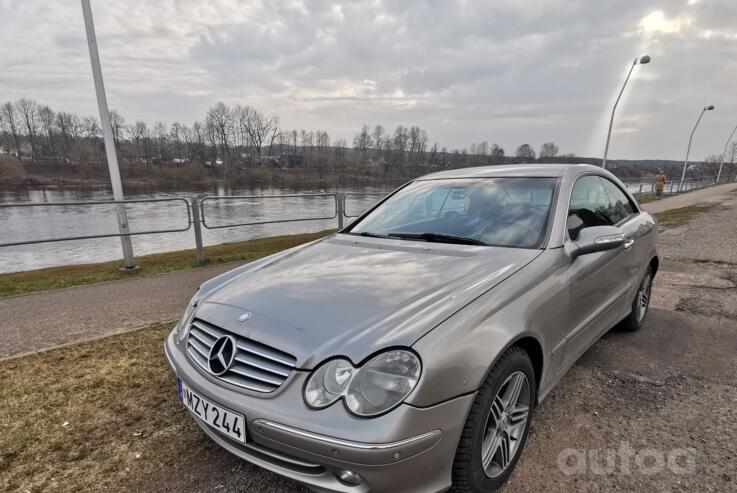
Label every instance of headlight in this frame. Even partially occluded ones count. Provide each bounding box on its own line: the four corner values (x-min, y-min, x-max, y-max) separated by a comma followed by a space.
175, 291, 199, 344
304, 350, 421, 417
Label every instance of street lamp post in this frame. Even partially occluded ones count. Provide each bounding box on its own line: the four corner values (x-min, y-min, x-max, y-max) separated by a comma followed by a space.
716, 124, 737, 184
679, 105, 715, 192
81, 0, 136, 269
602, 55, 651, 170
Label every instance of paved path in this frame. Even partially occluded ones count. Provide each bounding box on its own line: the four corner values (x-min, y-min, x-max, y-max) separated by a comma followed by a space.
0, 263, 242, 359
2, 181, 736, 360
641, 182, 737, 214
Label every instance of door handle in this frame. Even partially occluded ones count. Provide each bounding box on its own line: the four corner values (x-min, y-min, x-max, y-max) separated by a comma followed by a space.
623, 238, 634, 249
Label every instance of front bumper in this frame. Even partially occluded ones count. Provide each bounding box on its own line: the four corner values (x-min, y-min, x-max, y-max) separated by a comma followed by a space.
164, 331, 474, 492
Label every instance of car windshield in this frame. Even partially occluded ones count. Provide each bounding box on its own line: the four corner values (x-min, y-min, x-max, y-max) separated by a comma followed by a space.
346, 177, 557, 249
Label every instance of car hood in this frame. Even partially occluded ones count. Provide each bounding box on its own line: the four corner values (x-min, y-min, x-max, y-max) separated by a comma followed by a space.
194, 234, 541, 368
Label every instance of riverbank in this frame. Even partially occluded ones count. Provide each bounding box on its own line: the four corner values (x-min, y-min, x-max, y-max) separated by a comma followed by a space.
0, 159, 411, 190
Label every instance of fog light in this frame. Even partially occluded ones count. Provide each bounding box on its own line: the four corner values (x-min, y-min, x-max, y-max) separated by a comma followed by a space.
336, 469, 363, 486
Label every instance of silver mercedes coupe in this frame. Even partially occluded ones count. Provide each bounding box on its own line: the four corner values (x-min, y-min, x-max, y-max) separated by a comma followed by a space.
164, 163, 657, 492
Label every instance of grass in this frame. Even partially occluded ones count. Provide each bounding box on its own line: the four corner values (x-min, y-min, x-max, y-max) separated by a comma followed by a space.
636, 193, 657, 204
653, 203, 721, 228
0, 230, 334, 298
0, 324, 201, 492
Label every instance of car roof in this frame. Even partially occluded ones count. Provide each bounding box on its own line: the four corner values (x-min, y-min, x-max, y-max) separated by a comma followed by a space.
417, 163, 602, 180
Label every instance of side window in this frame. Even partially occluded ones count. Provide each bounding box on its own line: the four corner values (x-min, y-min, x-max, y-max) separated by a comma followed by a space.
600, 178, 636, 224
567, 176, 612, 240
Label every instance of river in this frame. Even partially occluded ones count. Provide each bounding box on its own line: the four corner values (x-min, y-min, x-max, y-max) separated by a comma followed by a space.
0, 185, 392, 274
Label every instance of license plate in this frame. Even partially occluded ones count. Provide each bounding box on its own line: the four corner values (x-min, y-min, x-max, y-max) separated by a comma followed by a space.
178, 378, 246, 443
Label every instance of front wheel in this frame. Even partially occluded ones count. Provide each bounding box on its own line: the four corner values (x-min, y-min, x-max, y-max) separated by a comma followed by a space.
451, 347, 536, 492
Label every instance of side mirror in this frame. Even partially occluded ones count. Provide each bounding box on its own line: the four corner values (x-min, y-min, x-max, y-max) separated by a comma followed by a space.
567, 226, 626, 259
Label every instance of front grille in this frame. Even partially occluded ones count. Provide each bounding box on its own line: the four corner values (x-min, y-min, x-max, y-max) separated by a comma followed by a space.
186, 318, 297, 393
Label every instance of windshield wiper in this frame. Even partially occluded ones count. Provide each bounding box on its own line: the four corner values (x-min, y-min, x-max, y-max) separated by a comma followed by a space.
345, 231, 390, 239
387, 232, 488, 246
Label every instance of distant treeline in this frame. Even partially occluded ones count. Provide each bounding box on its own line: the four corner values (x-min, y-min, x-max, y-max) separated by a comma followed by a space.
1, 98, 734, 182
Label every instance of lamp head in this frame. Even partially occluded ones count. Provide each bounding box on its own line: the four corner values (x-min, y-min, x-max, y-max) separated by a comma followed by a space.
706, 105, 715, 111
638, 55, 651, 64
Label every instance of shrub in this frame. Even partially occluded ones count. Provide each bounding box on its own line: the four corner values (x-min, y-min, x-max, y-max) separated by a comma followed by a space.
0, 154, 26, 184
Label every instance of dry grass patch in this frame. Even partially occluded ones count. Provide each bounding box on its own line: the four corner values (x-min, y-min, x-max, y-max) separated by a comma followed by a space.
0, 230, 334, 298
654, 203, 722, 229
0, 324, 213, 492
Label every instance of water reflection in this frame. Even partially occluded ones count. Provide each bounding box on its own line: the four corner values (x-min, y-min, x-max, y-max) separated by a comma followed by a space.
0, 185, 389, 273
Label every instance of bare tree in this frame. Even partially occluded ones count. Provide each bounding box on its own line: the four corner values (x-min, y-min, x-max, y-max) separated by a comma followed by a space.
314, 130, 330, 172
392, 125, 409, 167
191, 121, 206, 163
152, 122, 169, 162
206, 102, 232, 174
245, 107, 279, 162
372, 125, 385, 157
490, 143, 505, 164
538, 141, 559, 159
1, 102, 21, 157
37, 105, 56, 159
353, 124, 373, 161
82, 116, 100, 142
515, 143, 535, 163
110, 110, 125, 150
726, 141, 737, 181
16, 98, 39, 161
265, 119, 280, 160
129, 120, 151, 167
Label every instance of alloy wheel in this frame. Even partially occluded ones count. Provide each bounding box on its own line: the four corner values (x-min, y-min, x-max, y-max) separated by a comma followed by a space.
480, 371, 531, 478
636, 272, 652, 322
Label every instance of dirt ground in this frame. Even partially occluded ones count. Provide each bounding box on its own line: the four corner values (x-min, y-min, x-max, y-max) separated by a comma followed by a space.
3, 192, 737, 493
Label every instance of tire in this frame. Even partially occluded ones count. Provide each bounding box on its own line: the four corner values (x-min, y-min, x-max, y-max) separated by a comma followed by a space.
618, 266, 653, 332
451, 346, 536, 493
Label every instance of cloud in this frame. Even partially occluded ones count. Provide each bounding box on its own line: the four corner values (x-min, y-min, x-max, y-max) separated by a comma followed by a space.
639, 10, 692, 36
0, 0, 736, 160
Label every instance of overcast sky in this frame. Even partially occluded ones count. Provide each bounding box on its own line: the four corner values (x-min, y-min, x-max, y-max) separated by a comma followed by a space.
1, 0, 735, 160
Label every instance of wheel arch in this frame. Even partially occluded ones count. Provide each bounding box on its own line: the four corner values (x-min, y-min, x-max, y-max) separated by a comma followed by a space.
512, 336, 544, 403
649, 255, 659, 277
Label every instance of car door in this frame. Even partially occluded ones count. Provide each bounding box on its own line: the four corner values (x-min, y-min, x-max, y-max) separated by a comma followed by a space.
599, 177, 650, 297
562, 175, 634, 366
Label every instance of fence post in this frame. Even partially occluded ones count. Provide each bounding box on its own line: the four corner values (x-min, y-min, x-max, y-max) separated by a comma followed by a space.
638, 184, 643, 196
336, 193, 345, 229
191, 196, 205, 264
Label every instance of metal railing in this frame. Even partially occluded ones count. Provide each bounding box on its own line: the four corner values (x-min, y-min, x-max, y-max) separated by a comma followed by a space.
0, 197, 191, 248
623, 175, 719, 198
199, 193, 339, 229
6, 175, 728, 270
0, 192, 390, 267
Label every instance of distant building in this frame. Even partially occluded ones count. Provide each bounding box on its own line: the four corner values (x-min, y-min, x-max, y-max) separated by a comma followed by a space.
279, 153, 305, 169
367, 156, 387, 168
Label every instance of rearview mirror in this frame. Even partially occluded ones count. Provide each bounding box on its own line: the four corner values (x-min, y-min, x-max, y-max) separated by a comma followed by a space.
567, 226, 626, 259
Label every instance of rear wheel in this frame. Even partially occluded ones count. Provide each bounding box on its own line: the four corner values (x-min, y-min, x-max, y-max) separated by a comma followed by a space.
451, 347, 536, 492
619, 266, 653, 332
